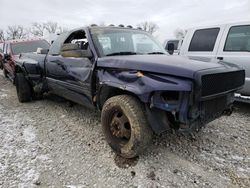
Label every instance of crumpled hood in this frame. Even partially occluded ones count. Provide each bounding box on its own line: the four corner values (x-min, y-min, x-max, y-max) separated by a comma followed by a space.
97, 55, 229, 79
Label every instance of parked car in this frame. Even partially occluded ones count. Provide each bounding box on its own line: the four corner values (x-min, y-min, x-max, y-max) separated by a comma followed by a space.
179, 22, 250, 102
0, 42, 3, 69
1, 39, 50, 82
163, 39, 182, 55
15, 26, 245, 158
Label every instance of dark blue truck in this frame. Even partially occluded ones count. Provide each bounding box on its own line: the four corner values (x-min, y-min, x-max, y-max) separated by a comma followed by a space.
15, 26, 245, 158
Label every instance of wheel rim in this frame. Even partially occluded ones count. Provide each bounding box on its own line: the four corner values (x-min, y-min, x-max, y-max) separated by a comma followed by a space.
109, 107, 131, 145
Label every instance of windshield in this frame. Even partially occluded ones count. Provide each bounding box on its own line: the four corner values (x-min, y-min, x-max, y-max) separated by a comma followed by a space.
90, 28, 166, 56
11, 40, 50, 55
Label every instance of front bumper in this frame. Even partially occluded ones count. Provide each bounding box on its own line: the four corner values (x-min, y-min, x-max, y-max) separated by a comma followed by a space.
147, 91, 235, 134
145, 68, 245, 134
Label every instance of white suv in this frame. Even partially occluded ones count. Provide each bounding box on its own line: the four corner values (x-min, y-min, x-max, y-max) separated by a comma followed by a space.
179, 22, 250, 102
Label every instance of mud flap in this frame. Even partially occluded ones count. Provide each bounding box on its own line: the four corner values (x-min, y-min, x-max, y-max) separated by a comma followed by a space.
145, 106, 171, 134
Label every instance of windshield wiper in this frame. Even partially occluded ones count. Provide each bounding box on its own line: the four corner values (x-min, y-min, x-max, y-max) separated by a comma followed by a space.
106, 52, 137, 56
147, 52, 165, 54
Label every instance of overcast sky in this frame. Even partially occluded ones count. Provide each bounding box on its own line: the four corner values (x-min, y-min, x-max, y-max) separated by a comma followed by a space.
0, 0, 249, 42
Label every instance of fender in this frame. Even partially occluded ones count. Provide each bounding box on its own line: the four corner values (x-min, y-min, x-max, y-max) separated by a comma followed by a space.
97, 69, 193, 103
15, 56, 45, 93
97, 69, 193, 134
15, 59, 28, 75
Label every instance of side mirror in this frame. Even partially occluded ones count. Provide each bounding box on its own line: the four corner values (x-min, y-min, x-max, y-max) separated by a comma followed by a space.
61, 43, 92, 58
166, 43, 175, 55
37, 48, 49, 54
80, 48, 92, 58
61, 49, 92, 58
61, 43, 80, 52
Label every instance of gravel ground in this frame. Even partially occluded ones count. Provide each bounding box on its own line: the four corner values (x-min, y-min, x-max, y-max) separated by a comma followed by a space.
0, 72, 249, 188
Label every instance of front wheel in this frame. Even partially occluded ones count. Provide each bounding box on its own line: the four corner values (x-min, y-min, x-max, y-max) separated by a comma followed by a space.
101, 95, 153, 158
15, 73, 32, 102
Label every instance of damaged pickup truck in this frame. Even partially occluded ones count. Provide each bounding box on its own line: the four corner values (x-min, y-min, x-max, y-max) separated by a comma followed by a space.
15, 26, 245, 158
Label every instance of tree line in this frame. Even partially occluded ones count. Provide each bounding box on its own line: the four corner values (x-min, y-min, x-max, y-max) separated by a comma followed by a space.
0, 21, 68, 41
0, 21, 188, 42
0, 21, 161, 41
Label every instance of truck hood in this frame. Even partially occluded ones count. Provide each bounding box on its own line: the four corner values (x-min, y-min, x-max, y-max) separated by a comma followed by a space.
97, 55, 229, 79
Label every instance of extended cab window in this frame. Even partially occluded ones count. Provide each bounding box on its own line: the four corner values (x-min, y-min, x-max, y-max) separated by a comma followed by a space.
224, 25, 250, 52
188, 28, 220, 51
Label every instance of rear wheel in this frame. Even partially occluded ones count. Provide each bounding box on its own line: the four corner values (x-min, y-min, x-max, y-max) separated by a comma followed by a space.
101, 95, 153, 158
15, 73, 32, 102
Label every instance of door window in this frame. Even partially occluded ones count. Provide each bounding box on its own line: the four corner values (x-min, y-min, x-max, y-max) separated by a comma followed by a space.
48, 33, 68, 55
60, 30, 90, 58
188, 28, 220, 51
224, 25, 250, 52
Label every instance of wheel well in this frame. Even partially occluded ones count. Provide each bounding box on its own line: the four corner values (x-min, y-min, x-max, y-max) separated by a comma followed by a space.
98, 85, 141, 110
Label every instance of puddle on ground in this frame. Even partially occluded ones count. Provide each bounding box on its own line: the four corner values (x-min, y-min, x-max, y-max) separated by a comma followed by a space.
114, 154, 139, 168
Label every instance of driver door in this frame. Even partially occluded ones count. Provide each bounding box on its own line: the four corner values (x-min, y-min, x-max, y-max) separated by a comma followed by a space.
46, 29, 94, 108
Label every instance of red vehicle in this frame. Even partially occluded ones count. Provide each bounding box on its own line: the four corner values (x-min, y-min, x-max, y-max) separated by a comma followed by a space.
0, 42, 3, 69
2, 39, 50, 82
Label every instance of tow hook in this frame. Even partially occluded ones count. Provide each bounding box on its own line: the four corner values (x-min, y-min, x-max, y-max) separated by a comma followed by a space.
223, 105, 234, 116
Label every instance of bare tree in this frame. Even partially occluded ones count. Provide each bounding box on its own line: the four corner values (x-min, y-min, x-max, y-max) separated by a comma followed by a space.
43, 22, 58, 34
6, 25, 27, 40
174, 28, 187, 39
137, 21, 159, 34
30, 22, 68, 36
0, 29, 5, 41
30, 22, 45, 37
57, 26, 68, 34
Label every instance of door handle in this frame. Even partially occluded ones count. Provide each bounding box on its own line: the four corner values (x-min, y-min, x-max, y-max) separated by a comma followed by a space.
217, 57, 223, 60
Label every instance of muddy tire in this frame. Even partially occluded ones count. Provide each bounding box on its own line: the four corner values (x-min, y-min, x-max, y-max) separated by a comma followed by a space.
15, 73, 32, 103
101, 95, 153, 158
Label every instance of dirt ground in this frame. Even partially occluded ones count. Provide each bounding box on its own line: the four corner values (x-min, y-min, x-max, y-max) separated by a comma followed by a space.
0, 72, 249, 188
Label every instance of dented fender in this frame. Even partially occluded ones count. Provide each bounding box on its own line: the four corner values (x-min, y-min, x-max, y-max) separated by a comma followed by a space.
97, 69, 193, 133
97, 69, 193, 103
